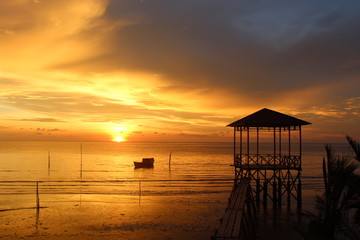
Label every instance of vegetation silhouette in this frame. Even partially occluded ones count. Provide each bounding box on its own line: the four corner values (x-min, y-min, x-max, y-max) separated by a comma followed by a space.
298, 136, 360, 239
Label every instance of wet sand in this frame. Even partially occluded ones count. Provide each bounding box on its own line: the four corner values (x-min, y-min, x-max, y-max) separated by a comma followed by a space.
0, 193, 227, 240
0, 189, 318, 240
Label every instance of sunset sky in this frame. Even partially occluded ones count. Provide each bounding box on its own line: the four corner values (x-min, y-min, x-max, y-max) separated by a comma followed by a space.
0, 0, 359, 142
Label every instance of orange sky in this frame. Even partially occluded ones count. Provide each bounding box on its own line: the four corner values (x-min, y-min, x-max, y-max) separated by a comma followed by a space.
0, 0, 359, 142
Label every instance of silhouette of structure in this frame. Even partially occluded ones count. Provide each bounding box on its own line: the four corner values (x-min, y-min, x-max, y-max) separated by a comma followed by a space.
211, 177, 257, 240
227, 108, 311, 210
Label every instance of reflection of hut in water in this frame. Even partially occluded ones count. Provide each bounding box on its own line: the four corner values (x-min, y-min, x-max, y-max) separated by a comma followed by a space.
227, 108, 311, 210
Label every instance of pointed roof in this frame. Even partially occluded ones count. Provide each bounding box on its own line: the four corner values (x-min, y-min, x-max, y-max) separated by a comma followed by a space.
227, 108, 311, 127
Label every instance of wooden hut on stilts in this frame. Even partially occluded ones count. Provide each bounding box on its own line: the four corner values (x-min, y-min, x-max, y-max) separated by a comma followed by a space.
227, 108, 311, 211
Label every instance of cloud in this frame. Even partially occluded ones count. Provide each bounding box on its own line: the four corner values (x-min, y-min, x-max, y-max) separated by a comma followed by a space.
20, 118, 65, 122
0, 0, 359, 142
0, 88, 231, 136
0, 0, 110, 73
50, 0, 360, 109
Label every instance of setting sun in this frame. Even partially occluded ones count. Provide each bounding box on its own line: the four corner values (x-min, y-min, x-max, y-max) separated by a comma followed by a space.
114, 136, 124, 142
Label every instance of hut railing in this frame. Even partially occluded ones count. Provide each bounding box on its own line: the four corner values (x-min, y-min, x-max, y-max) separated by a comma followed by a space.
235, 154, 300, 169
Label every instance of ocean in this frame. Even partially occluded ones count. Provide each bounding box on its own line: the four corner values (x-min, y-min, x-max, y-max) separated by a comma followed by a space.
0, 141, 352, 239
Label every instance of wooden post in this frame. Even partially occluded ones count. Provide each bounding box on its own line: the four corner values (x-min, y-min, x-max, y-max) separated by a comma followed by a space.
240, 127, 242, 160
36, 182, 40, 211
47, 151, 51, 173
233, 127, 236, 162
139, 180, 142, 204
279, 128, 282, 159
278, 177, 282, 207
273, 127, 277, 209
247, 127, 250, 165
273, 178, 277, 209
297, 177, 302, 212
299, 126, 302, 170
298, 126, 302, 212
256, 179, 260, 207
80, 143, 83, 179
273, 127, 276, 166
168, 152, 172, 167
288, 126, 291, 156
256, 127, 259, 164
287, 178, 291, 206
233, 128, 237, 183
263, 180, 267, 208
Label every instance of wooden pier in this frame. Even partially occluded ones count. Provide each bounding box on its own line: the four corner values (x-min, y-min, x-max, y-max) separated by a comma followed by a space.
211, 178, 257, 240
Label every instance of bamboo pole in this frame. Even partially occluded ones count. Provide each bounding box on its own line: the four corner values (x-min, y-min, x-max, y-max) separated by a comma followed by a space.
288, 126, 291, 156
247, 127, 250, 166
240, 127, 242, 160
279, 128, 282, 156
273, 179, 277, 210
233, 127, 236, 164
47, 151, 50, 172
297, 177, 302, 212
256, 127, 259, 163
287, 176, 291, 206
263, 180, 267, 208
36, 182, 40, 211
168, 152, 172, 167
80, 143, 83, 179
138, 180, 142, 204
278, 177, 282, 207
256, 179, 260, 207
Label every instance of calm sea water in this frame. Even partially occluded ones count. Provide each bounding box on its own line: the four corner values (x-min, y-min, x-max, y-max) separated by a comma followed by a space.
0, 141, 352, 239
0, 141, 350, 188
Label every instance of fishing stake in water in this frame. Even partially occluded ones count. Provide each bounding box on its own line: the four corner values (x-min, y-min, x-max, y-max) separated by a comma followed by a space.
47, 151, 51, 173
139, 180, 142, 196
80, 143, 83, 179
36, 181, 40, 211
168, 151, 172, 167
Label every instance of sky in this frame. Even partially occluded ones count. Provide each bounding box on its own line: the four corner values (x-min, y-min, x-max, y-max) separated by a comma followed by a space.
0, 0, 359, 142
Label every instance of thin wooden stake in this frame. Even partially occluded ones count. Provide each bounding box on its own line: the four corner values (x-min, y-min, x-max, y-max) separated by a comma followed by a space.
139, 180, 141, 196
263, 181, 267, 208
256, 179, 260, 207
36, 182, 40, 211
47, 151, 51, 173
80, 143, 83, 179
297, 178, 302, 213
168, 152, 172, 167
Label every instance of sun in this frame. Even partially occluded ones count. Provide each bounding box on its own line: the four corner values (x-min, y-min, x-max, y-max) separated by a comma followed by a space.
114, 136, 124, 142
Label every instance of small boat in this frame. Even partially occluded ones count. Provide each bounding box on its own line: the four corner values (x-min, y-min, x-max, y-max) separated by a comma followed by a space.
134, 158, 154, 168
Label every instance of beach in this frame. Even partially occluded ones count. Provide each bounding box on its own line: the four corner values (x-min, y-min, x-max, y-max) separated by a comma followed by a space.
0, 141, 344, 239
1, 193, 228, 240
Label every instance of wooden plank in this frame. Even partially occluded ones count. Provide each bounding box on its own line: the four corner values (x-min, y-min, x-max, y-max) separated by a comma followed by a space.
218, 183, 243, 235
212, 178, 253, 240
229, 181, 247, 236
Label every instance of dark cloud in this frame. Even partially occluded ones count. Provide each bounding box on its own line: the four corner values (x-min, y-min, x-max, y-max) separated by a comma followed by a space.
21, 118, 65, 122
56, 0, 360, 106
178, 132, 220, 138
48, 128, 62, 131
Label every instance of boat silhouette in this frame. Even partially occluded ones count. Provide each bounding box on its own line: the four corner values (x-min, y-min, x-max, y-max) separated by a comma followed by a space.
134, 158, 154, 168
